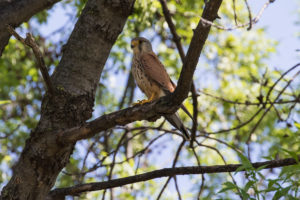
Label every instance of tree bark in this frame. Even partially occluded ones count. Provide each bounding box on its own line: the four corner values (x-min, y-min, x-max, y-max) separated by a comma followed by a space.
0, 0, 135, 199
0, 0, 63, 56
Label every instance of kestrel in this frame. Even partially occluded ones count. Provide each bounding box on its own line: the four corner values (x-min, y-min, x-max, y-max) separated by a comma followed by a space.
130, 37, 192, 140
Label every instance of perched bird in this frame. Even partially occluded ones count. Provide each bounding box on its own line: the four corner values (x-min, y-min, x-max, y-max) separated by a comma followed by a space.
130, 37, 192, 140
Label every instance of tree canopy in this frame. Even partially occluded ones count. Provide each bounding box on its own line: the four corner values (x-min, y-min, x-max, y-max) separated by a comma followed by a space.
0, 0, 299, 199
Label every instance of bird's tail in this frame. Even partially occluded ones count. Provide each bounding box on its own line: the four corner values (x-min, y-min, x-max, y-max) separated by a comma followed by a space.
165, 113, 190, 140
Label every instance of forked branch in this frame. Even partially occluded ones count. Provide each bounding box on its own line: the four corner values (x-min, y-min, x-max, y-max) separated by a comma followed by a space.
57, 0, 223, 143
6, 25, 55, 95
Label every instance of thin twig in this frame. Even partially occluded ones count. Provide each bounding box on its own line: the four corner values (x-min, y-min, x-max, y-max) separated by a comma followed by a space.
200, 0, 275, 31
246, 70, 300, 144
6, 25, 55, 95
199, 89, 300, 106
119, 73, 135, 109
194, 141, 243, 199
156, 140, 186, 200
191, 147, 205, 199
102, 131, 128, 200
232, 0, 238, 26
159, 0, 185, 61
198, 63, 299, 135
159, 0, 198, 147
266, 63, 300, 101
244, 0, 252, 30
173, 176, 182, 200
202, 107, 264, 135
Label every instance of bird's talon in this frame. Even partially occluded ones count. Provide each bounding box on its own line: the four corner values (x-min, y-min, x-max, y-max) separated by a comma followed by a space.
133, 99, 150, 105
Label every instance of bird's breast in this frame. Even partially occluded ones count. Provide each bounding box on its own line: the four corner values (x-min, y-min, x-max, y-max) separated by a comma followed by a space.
131, 59, 162, 99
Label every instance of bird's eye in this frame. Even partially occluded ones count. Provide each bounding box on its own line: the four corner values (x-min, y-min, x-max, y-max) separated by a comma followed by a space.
131, 40, 140, 49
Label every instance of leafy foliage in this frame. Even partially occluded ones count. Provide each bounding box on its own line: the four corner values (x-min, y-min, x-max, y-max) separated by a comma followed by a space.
0, 0, 299, 199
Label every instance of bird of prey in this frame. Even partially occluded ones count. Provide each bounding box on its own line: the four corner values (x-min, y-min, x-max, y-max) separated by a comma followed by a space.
130, 37, 192, 140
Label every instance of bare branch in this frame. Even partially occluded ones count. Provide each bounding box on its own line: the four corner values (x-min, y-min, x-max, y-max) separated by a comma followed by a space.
199, 90, 300, 106
232, 0, 238, 25
190, 83, 198, 147
172, 0, 222, 106
156, 140, 185, 200
57, 0, 223, 143
158, 0, 198, 147
6, 25, 55, 95
246, 69, 300, 144
191, 147, 205, 199
48, 156, 300, 198
2, 0, 136, 198
244, 0, 252, 30
200, 0, 275, 31
102, 131, 128, 200
203, 107, 264, 134
266, 63, 300, 101
0, 0, 62, 55
174, 176, 182, 200
159, 0, 185, 61
119, 73, 136, 109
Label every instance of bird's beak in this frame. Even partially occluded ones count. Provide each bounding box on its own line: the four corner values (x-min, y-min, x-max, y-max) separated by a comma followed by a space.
130, 44, 134, 49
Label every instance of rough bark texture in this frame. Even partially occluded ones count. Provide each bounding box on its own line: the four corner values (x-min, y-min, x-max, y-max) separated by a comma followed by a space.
55, 0, 223, 144
0, 0, 135, 199
172, 0, 222, 105
0, 0, 62, 56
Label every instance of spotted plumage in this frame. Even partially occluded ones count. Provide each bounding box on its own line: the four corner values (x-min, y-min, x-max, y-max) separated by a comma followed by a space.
131, 37, 191, 140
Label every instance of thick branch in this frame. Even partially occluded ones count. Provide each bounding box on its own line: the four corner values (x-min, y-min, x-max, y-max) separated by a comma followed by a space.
7, 25, 55, 95
1, 0, 135, 199
159, 0, 199, 146
49, 156, 299, 198
0, 0, 62, 56
58, 0, 223, 143
57, 100, 167, 143
171, 0, 222, 106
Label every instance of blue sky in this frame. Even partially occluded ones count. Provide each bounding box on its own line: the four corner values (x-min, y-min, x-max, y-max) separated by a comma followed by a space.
37, 0, 299, 75
29, 0, 300, 110
36, 0, 299, 171
249, 0, 299, 68
10, 0, 299, 198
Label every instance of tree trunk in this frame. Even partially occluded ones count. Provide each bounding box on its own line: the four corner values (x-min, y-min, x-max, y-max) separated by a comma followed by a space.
0, 0, 135, 199
0, 0, 62, 56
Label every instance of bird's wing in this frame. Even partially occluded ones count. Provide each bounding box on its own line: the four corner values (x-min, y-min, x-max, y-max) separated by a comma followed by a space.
141, 52, 175, 93
141, 52, 194, 122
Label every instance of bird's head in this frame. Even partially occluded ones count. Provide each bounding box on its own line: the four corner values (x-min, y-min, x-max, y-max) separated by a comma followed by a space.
131, 37, 152, 55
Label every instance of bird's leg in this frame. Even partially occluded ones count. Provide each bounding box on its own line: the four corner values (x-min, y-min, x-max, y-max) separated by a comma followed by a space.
133, 93, 155, 105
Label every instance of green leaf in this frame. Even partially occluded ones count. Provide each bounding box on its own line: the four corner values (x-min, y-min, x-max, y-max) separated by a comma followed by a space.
294, 122, 300, 129
235, 165, 246, 174
267, 179, 278, 190
255, 164, 268, 172
240, 188, 250, 200
272, 186, 292, 200
244, 180, 255, 192
218, 181, 237, 193
237, 151, 253, 170
0, 100, 11, 105
281, 148, 299, 162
